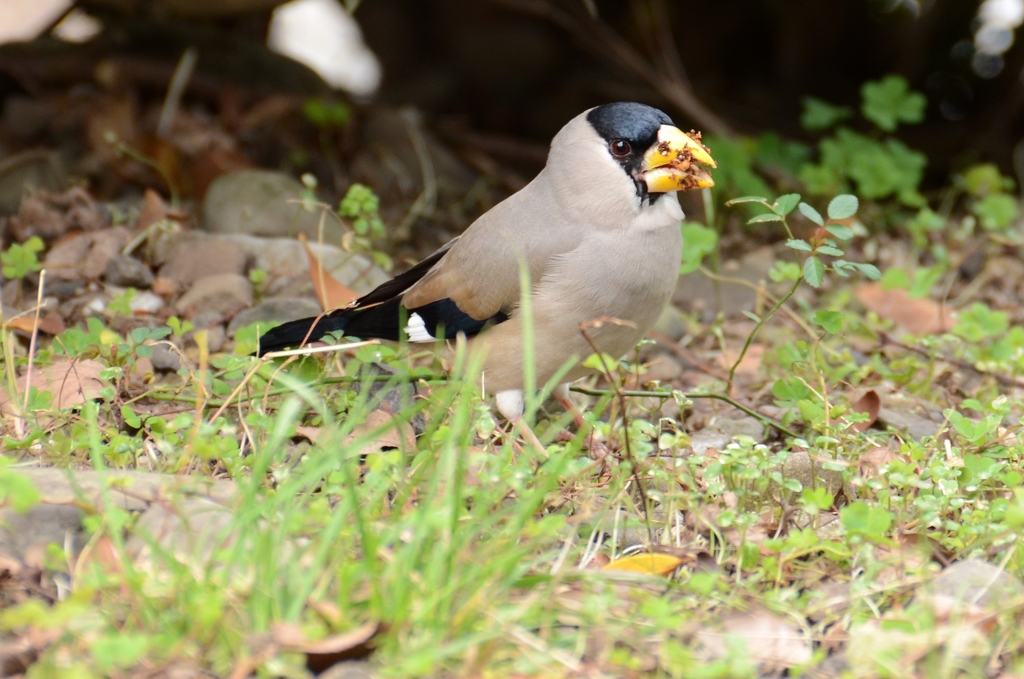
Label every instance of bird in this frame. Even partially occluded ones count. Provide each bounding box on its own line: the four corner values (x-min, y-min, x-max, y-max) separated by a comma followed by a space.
257, 102, 715, 423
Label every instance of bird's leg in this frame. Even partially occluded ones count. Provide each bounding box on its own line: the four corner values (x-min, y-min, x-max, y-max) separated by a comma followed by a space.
495, 389, 547, 453
553, 383, 588, 430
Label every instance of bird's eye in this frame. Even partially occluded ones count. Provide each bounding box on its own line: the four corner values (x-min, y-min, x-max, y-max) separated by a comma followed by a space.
610, 140, 631, 157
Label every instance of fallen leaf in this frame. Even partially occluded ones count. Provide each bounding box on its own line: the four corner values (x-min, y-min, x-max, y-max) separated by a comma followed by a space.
272, 621, 378, 672
343, 409, 416, 456
697, 608, 812, 668
716, 344, 763, 376
136, 188, 169, 231
0, 359, 107, 415
855, 282, 955, 335
298, 232, 359, 311
602, 553, 683, 576
5, 313, 65, 336
849, 389, 880, 432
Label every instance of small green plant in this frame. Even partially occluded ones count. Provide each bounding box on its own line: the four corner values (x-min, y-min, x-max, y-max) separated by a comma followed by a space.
799, 75, 928, 207
956, 163, 1020, 232
1, 236, 44, 280
302, 98, 353, 129
339, 183, 391, 269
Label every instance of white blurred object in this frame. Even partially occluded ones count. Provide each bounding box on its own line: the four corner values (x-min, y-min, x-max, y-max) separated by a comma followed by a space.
52, 8, 103, 43
268, 0, 381, 97
973, 0, 1024, 77
0, 0, 72, 44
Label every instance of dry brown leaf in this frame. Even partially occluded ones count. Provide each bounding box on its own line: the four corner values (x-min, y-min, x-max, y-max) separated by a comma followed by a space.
716, 344, 763, 376
0, 359, 107, 415
860, 444, 899, 474
697, 608, 812, 667
855, 282, 955, 335
602, 553, 684, 576
298, 232, 359, 311
136, 188, 169, 231
849, 390, 880, 432
271, 622, 378, 654
5, 313, 65, 336
343, 409, 416, 456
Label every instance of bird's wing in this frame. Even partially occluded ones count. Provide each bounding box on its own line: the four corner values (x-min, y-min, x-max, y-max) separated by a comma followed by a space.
401, 175, 583, 320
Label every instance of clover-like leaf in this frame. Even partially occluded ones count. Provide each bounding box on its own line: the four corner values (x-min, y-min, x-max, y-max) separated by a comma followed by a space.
798, 203, 824, 226
860, 75, 926, 132
827, 195, 859, 220
803, 256, 825, 288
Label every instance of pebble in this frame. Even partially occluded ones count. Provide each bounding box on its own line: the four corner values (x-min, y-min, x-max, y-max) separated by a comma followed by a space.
104, 254, 155, 288
227, 297, 323, 336
174, 273, 253, 318
158, 232, 247, 287
203, 169, 343, 241
151, 343, 182, 372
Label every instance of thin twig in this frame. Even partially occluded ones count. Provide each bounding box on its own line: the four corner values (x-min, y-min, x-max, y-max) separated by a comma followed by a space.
727, 277, 802, 392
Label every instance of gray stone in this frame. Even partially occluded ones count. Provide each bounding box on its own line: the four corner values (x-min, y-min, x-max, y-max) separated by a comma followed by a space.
174, 273, 253, 318
158, 232, 247, 287
782, 451, 845, 498
127, 497, 235, 570
0, 505, 83, 560
203, 170, 343, 241
878, 406, 942, 441
42, 233, 91, 280
227, 297, 323, 336
10, 468, 235, 512
151, 343, 182, 372
219, 234, 390, 295
653, 305, 688, 342
104, 254, 155, 288
929, 559, 1023, 611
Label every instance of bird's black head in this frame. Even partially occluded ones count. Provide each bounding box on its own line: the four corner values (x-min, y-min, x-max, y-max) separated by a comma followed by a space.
586, 102, 674, 201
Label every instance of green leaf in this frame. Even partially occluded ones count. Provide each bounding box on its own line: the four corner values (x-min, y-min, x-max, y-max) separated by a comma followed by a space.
825, 224, 854, 240
881, 268, 910, 290
803, 257, 825, 288
724, 195, 769, 206
0, 468, 40, 513
742, 310, 761, 323
817, 245, 844, 257
827, 194, 859, 220
1, 236, 44, 280
840, 502, 893, 538
769, 261, 802, 282
851, 262, 881, 280
798, 203, 824, 226
773, 193, 801, 216
973, 193, 1019, 231
814, 310, 843, 334
960, 163, 1015, 197
860, 75, 926, 132
772, 377, 812, 404
747, 213, 782, 224
679, 222, 718, 274
786, 239, 812, 252
121, 405, 141, 428
800, 97, 853, 131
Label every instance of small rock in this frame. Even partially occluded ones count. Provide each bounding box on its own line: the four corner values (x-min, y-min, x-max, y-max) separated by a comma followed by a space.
0, 151, 66, 216
42, 233, 91, 280
203, 170, 343, 241
204, 325, 226, 353
653, 305, 688, 342
0, 505, 83, 561
158, 232, 247, 287
878, 406, 942, 440
151, 343, 182, 372
688, 430, 731, 455
42, 227, 130, 281
127, 497, 235, 570
929, 559, 1023, 613
104, 254, 155, 288
643, 354, 683, 384
227, 297, 323, 336
81, 227, 130, 280
222, 234, 390, 295
174, 273, 253, 318
128, 290, 165, 314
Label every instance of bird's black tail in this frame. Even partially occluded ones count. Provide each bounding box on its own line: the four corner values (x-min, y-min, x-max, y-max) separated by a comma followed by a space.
256, 310, 351, 356
256, 298, 404, 356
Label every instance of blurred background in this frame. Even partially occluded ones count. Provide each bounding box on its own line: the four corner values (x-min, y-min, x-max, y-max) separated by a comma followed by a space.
0, 0, 1022, 278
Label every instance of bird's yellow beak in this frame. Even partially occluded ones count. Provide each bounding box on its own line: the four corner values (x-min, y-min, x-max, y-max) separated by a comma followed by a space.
642, 125, 716, 192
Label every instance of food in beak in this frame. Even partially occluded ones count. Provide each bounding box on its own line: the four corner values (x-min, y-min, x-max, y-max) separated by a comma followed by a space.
642, 126, 716, 192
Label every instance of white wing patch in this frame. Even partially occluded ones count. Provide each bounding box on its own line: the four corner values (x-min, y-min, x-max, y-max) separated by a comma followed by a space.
404, 313, 435, 343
